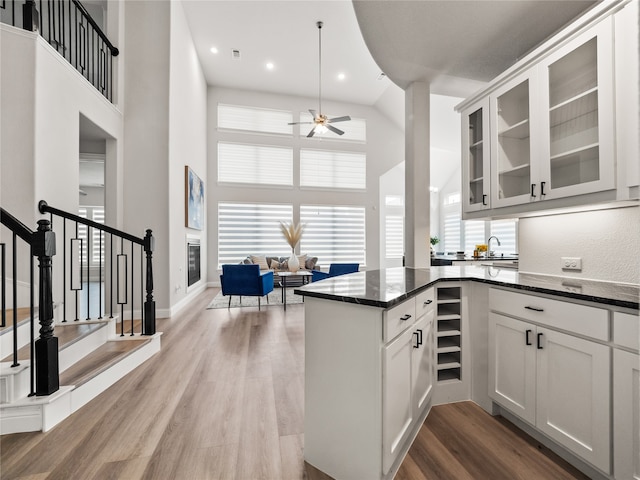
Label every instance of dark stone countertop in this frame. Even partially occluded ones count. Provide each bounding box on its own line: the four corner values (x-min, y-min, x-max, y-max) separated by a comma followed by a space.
294, 266, 639, 310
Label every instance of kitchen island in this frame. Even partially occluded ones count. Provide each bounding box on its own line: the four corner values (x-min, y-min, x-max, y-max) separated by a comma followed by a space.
295, 266, 639, 480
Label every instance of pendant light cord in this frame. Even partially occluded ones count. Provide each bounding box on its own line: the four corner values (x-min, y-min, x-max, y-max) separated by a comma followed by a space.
317, 21, 323, 116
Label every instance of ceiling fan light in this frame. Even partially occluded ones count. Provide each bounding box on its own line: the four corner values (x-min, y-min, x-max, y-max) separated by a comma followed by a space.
316, 124, 328, 134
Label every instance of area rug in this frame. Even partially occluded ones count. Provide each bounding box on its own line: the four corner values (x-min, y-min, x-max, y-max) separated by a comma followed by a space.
206, 288, 303, 309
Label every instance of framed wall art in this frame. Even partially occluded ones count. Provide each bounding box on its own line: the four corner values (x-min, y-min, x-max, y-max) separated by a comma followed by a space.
185, 166, 204, 230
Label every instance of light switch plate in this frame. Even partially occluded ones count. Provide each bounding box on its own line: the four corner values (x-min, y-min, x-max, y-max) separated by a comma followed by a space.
561, 257, 582, 271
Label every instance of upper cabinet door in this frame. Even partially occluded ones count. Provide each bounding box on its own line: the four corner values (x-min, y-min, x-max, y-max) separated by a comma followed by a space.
462, 98, 491, 213
537, 17, 615, 200
490, 70, 541, 208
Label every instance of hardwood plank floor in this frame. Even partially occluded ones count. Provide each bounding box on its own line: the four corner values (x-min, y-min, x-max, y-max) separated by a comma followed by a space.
1, 288, 589, 480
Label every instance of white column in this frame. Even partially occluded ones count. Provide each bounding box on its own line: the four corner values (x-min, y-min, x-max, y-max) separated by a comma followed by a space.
405, 82, 430, 268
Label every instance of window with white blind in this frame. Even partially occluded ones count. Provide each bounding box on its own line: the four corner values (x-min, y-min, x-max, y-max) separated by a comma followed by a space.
77, 206, 105, 267
218, 104, 293, 135
490, 219, 518, 256
300, 205, 366, 265
385, 215, 404, 259
443, 212, 461, 252
218, 203, 293, 266
299, 112, 366, 142
218, 142, 293, 186
300, 149, 366, 190
464, 220, 485, 254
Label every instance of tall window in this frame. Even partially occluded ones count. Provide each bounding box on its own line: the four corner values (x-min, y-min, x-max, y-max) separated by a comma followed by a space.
300, 149, 366, 190
300, 205, 366, 265
385, 215, 404, 259
218, 203, 292, 266
490, 220, 518, 256
78, 206, 105, 267
464, 220, 485, 254
218, 142, 293, 186
443, 212, 461, 252
218, 104, 292, 135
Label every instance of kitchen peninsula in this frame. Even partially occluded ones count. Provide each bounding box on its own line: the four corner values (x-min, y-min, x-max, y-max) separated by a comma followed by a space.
295, 266, 639, 480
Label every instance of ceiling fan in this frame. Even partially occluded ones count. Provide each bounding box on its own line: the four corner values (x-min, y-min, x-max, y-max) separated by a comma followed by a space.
289, 21, 351, 138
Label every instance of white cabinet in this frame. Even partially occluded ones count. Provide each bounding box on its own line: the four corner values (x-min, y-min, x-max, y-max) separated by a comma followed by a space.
460, 7, 624, 218
613, 310, 640, 480
488, 290, 611, 474
382, 289, 434, 474
613, 348, 640, 480
462, 98, 491, 212
490, 71, 539, 209
538, 18, 615, 200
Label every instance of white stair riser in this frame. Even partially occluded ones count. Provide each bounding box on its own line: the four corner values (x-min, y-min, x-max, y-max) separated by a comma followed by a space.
59, 324, 109, 373
0, 364, 30, 404
0, 321, 34, 358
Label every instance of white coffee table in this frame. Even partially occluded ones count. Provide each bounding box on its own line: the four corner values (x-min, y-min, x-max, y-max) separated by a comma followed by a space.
276, 271, 313, 311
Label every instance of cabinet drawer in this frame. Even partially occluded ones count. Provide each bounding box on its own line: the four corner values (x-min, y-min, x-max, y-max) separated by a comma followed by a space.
489, 288, 608, 341
383, 298, 416, 343
415, 287, 435, 319
613, 311, 640, 351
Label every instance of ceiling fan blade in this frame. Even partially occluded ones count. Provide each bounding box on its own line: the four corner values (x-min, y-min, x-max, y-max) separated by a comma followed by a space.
288, 122, 315, 125
309, 109, 317, 119
327, 124, 345, 136
307, 126, 316, 138
328, 116, 351, 123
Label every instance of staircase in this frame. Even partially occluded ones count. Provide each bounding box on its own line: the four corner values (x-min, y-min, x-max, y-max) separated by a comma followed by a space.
0, 312, 161, 434
0, 202, 159, 435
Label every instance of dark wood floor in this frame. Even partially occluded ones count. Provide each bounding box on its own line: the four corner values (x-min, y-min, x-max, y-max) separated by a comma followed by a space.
1, 288, 588, 480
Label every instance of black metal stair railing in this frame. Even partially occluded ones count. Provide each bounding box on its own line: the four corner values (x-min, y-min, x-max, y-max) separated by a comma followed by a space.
0, 207, 59, 397
38, 200, 156, 338
0, 0, 119, 102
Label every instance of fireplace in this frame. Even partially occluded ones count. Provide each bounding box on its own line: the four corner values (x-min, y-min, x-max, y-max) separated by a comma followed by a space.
187, 237, 201, 287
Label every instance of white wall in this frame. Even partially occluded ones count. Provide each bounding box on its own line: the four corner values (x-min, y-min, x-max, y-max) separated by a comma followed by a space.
206, 87, 405, 281
518, 205, 640, 284
169, 1, 208, 307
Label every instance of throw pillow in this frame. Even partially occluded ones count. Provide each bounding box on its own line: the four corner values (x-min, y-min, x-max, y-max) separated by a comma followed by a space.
297, 254, 307, 269
242, 257, 252, 265
305, 256, 318, 270
280, 259, 289, 271
270, 259, 281, 270
250, 255, 269, 270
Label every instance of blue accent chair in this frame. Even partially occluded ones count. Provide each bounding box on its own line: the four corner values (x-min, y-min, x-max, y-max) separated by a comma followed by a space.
312, 263, 360, 282
220, 264, 274, 310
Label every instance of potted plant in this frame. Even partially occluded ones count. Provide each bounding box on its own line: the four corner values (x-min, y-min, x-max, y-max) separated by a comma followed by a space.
430, 236, 440, 257
280, 221, 305, 272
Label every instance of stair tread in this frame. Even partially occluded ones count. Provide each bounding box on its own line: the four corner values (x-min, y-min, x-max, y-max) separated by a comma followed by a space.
59, 338, 150, 388
1, 322, 108, 363
0, 308, 32, 334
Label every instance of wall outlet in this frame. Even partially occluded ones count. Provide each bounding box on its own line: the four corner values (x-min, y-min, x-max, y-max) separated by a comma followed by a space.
561, 257, 582, 271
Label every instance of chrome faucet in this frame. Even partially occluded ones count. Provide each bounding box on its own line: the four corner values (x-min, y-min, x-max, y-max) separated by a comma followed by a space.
487, 236, 501, 257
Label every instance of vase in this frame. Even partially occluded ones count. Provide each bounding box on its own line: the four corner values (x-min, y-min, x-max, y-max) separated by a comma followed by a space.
288, 250, 300, 272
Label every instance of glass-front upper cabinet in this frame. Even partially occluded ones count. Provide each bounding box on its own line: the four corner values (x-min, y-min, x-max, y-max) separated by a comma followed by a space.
490, 71, 539, 208
462, 98, 490, 213
538, 17, 615, 199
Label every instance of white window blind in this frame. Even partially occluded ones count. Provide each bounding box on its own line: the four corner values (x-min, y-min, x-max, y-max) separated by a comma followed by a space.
300, 205, 366, 265
299, 112, 366, 142
385, 195, 404, 206
490, 219, 518, 255
385, 215, 404, 259
218, 202, 292, 266
218, 142, 293, 186
464, 220, 485, 255
218, 104, 292, 135
300, 149, 366, 190
443, 212, 461, 252
77, 206, 105, 266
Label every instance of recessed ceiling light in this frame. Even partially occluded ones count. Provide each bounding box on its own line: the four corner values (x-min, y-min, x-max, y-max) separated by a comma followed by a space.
337, 73, 346, 81
266, 62, 275, 71
210, 46, 218, 54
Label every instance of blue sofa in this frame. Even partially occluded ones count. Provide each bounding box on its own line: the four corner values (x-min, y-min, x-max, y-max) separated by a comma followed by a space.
311, 263, 360, 282
220, 264, 274, 310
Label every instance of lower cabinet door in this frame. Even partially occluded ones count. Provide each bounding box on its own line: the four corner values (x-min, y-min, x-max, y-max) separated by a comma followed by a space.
613, 348, 640, 480
382, 326, 414, 474
488, 313, 536, 424
536, 328, 610, 473
412, 314, 434, 418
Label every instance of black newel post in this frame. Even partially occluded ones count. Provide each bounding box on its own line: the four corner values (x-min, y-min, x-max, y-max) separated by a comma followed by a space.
33, 220, 59, 396
143, 229, 156, 336
22, 0, 39, 32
